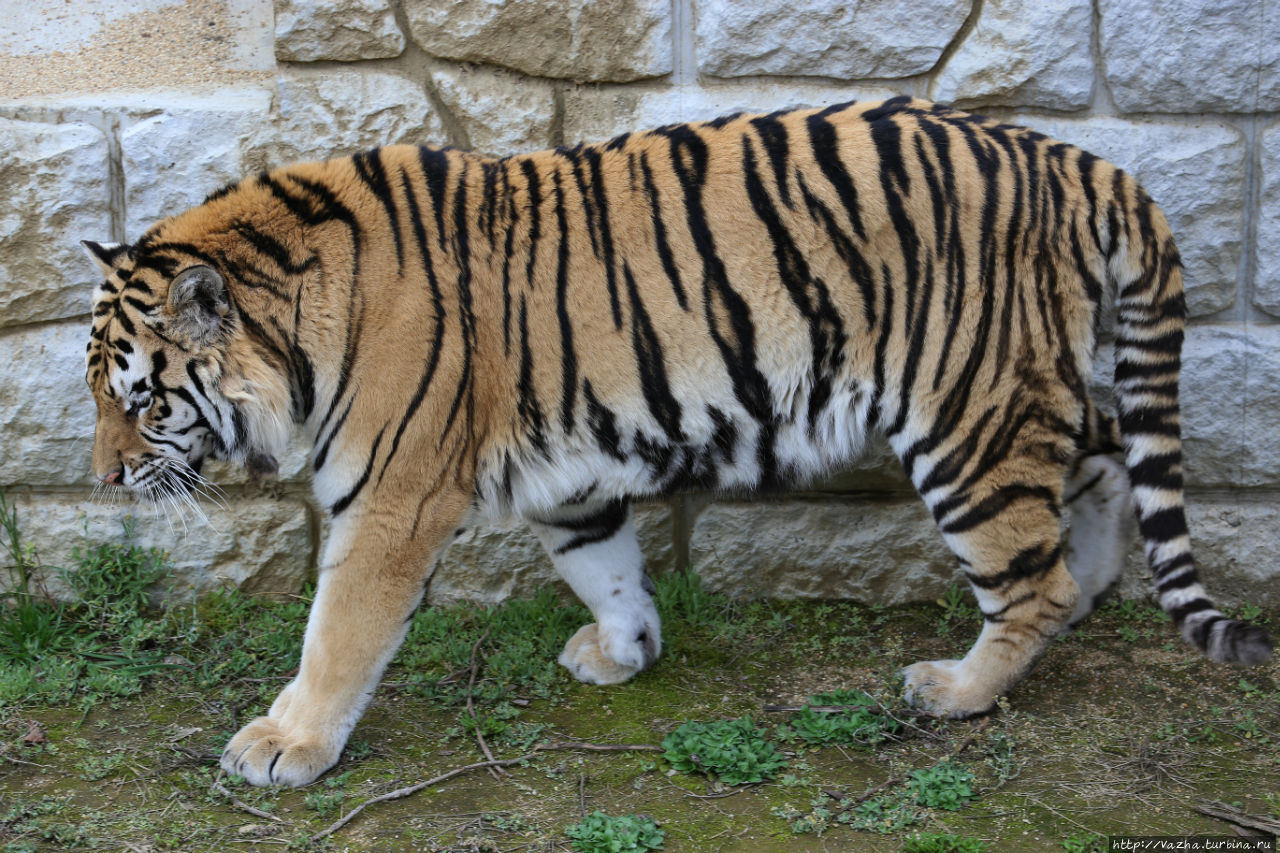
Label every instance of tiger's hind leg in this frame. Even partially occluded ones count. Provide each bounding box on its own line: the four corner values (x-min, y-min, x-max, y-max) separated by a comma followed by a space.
527, 498, 661, 685
900, 426, 1081, 718
1062, 454, 1135, 627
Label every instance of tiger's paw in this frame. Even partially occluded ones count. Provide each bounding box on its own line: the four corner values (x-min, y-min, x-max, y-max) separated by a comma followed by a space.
902, 660, 998, 719
220, 716, 340, 787
559, 619, 660, 685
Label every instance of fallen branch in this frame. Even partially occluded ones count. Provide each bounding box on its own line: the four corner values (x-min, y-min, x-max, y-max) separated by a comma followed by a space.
463, 628, 504, 780
310, 740, 661, 843
1193, 800, 1280, 835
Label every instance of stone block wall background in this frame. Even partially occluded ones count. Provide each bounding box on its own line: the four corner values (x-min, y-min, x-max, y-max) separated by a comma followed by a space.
1, 0, 1277, 606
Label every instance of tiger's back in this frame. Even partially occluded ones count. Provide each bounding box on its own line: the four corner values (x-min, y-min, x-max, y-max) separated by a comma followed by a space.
84, 96, 1270, 788
465, 98, 1107, 520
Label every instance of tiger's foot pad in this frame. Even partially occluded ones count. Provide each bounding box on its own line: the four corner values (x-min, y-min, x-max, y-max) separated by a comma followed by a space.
902, 659, 998, 719
220, 716, 339, 787
558, 623, 649, 685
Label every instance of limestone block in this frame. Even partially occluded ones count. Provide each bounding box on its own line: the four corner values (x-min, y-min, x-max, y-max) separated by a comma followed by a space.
1099, 0, 1280, 113
121, 89, 273, 239
933, 0, 1093, 110
0, 119, 109, 328
1020, 116, 1245, 317
0, 322, 96, 489
695, 0, 971, 79
404, 0, 671, 83
247, 70, 448, 167
274, 0, 405, 62
429, 503, 674, 605
563, 81, 897, 145
429, 64, 557, 156
1255, 124, 1280, 317
6, 493, 313, 601
689, 498, 957, 603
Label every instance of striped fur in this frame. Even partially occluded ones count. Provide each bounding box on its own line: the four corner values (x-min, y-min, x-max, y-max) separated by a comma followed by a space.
84, 97, 1270, 786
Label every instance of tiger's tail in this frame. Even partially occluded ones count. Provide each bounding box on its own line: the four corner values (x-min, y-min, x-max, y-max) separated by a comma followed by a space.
1107, 179, 1271, 665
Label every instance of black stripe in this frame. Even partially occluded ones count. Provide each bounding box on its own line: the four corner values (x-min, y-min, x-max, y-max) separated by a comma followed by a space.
439, 161, 475, 447
419, 147, 451, 250
583, 380, 624, 461
353, 148, 405, 274
639, 153, 688, 310
552, 170, 578, 434
967, 543, 1060, 591
518, 159, 542, 291
313, 395, 354, 472
379, 171, 449, 483
742, 135, 846, 434
231, 221, 316, 275
750, 111, 793, 209
623, 262, 684, 442
517, 296, 548, 453
1137, 506, 1189, 543
331, 426, 387, 515
939, 484, 1059, 535
583, 148, 623, 329
806, 105, 867, 240
662, 123, 777, 484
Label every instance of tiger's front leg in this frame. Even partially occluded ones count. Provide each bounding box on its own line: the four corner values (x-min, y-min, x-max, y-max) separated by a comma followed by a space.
221, 492, 466, 787
528, 498, 661, 685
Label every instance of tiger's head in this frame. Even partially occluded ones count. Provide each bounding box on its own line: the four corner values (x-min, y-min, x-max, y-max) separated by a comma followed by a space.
83, 230, 291, 507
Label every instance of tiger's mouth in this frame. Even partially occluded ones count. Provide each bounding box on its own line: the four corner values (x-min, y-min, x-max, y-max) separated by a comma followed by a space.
105, 453, 225, 522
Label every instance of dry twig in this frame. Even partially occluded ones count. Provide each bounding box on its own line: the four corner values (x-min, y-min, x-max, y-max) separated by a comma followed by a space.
309, 740, 661, 843
463, 628, 505, 780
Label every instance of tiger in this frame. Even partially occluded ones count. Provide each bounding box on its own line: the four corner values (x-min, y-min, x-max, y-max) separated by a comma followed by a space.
82, 96, 1271, 788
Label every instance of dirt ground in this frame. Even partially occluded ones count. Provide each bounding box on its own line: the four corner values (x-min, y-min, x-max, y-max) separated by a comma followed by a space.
3, 588, 1279, 852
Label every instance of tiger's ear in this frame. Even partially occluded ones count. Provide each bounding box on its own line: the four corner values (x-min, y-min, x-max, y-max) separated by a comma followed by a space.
82, 240, 128, 275
168, 265, 230, 343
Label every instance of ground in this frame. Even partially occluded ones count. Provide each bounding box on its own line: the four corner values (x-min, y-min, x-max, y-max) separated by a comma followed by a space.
2, 546, 1279, 852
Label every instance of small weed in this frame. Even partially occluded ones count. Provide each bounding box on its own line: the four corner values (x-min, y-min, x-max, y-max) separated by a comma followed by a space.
772, 797, 834, 836
935, 584, 980, 636
1237, 678, 1265, 700
1232, 601, 1264, 622
842, 793, 921, 833
1062, 831, 1107, 853
774, 689, 900, 748
74, 752, 126, 781
908, 759, 978, 810
304, 771, 352, 817
661, 717, 787, 785
652, 567, 729, 631
983, 730, 1021, 787
565, 811, 664, 853
904, 833, 991, 853
1263, 792, 1280, 820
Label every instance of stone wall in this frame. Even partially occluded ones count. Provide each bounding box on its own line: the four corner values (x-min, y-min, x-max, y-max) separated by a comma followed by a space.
1, 0, 1277, 606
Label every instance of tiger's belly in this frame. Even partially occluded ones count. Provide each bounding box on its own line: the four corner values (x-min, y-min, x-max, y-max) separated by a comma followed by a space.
475, 371, 876, 520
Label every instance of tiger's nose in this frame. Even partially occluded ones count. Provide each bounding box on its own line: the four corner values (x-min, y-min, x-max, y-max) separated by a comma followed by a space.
100, 467, 123, 486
